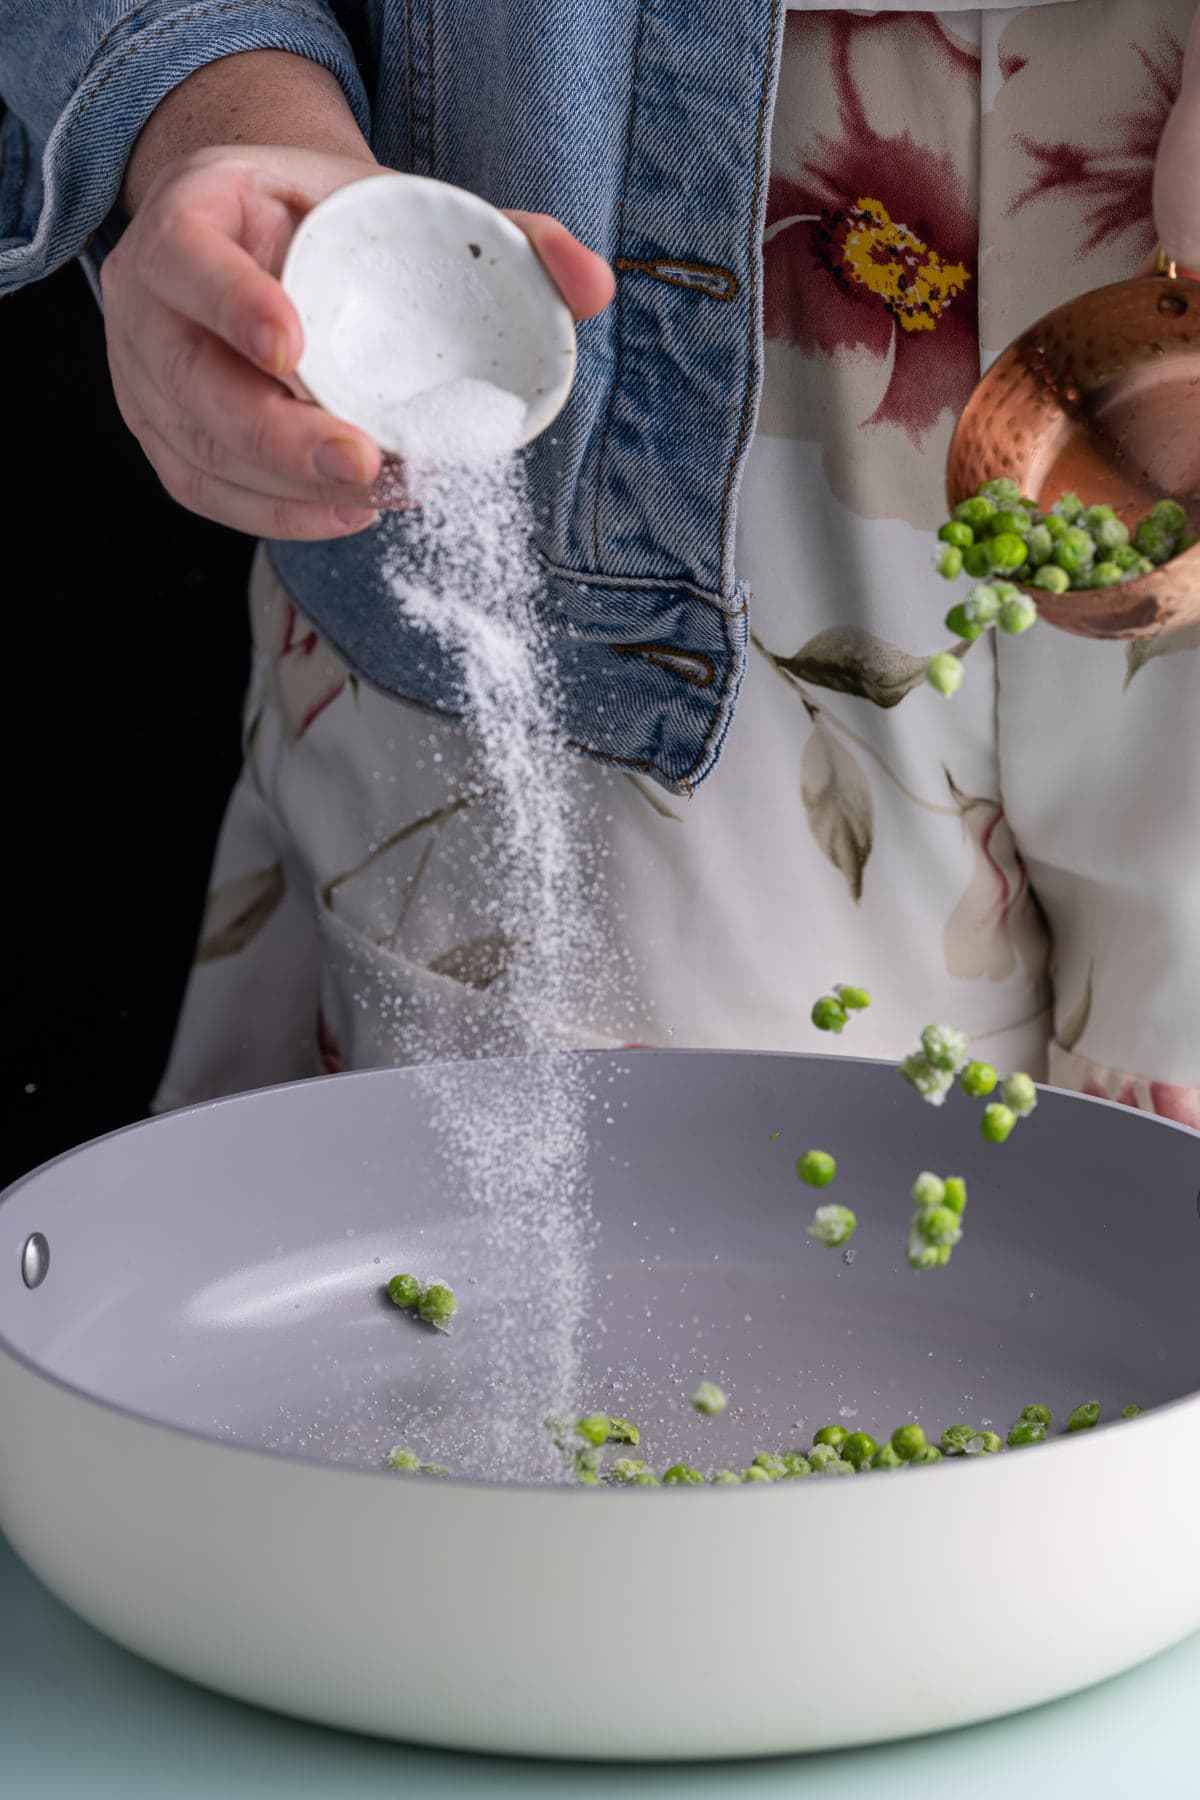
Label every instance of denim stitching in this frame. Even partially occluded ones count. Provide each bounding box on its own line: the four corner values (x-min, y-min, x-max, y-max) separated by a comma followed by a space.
717, 0, 780, 580
426, 0, 437, 178
611, 643, 715, 689
77, 0, 160, 86
404, 0, 416, 170
537, 551, 734, 612
590, 0, 647, 569
61, 0, 350, 150
614, 255, 739, 302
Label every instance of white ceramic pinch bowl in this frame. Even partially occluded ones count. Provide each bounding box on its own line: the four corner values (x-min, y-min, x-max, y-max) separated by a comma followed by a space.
279, 172, 577, 455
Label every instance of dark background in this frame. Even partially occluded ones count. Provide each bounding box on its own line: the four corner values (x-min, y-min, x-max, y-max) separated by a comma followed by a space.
2, 261, 251, 1187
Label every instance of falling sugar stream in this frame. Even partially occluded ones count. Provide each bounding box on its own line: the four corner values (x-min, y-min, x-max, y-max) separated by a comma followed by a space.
377, 380, 604, 1480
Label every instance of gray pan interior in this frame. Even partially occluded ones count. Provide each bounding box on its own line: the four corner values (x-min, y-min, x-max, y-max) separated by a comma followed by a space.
2, 1050, 1198, 1479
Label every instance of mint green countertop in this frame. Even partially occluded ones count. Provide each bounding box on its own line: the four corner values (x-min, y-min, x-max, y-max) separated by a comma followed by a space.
3, 1535, 1196, 1799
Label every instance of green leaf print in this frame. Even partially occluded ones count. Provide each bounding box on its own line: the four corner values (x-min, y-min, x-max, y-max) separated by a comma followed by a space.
1123, 622, 1200, 688
427, 934, 519, 990
195, 864, 285, 963
772, 627, 929, 709
800, 710, 874, 902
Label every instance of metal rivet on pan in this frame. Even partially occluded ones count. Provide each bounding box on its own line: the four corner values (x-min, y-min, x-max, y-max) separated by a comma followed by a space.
21, 1232, 50, 1290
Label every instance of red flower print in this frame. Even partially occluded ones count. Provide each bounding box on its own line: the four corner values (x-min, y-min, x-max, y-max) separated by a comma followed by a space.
942, 775, 1047, 985
1082, 1074, 1199, 1129
763, 13, 980, 444
250, 557, 349, 741
317, 1008, 346, 1076
1008, 22, 1183, 261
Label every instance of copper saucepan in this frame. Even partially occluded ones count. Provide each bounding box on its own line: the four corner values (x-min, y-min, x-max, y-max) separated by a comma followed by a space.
946, 261, 1200, 640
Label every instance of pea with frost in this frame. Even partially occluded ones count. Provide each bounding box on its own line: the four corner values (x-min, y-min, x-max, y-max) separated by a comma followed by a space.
691, 1381, 728, 1417
808, 1203, 857, 1248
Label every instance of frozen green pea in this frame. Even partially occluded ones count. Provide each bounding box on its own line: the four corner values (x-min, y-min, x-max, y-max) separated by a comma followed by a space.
910, 1170, 946, 1209
1042, 513, 1069, 541
710, 1469, 742, 1485
934, 1244, 953, 1266
910, 1445, 943, 1464
1031, 563, 1070, 594
1149, 498, 1187, 534
608, 1458, 647, 1483
1091, 516, 1130, 554
691, 1381, 728, 1417
1052, 527, 1095, 574
781, 1452, 813, 1477
986, 532, 1028, 572
937, 546, 965, 581
941, 1176, 967, 1215
1023, 523, 1054, 567
384, 1445, 421, 1471
980, 478, 1023, 506
1051, 491, 1084, 522
872, 1442, 904, 1469
954, 496, 996, 531
966, 1429, 1003, 1455
964, 582, 1001, 624
992, 507, 1033, 536
662, 1463, 705, 1486
631, 1472, 660, 1486
418, 1282, 458, 1328
962, 543, 994, 579
1088, 561, 1124, 588
998, 593, 1037, 635
1007, 1419, 1047, 1448
806, 1444, 844, 1472
917, 1205, 963, 1249
816, 1457, 856, 1476
387, 1273, 421, 1309
981, 1102, 1017, 1144
945, 603, 984, 641
1020, 1404, 1052, 1428
1121, 1404, 1143, 1419
813, 1424, 848, 1449
841, 1432, 877, 1469
751, 1453, 789, 1480
575, 1446, 605, 1482
836, 984, 871, 1011
1067, 1401, 1101, 1432
926, 653, 964, 697
608, 1417, 640, 1445
1124, 555, 1156, 580
906, 1230, 941, 1272
891, 1423, 927, 1461
577, 1413, 611, 1446
808, 1203, 857, 1248
1133, 517, 1177, 564
899, 1052, 955, 1106
960, 1059, 998, 1097
419, 1463, 451, 1478
797, 1149, 837, 1189
921, 1023, 969, 1072
1000, 1071, 1038, 1117
811, 994, 848, 1034
1111, 543, 1142, 570
939, 519, 975, 549
742, 1465, 773, 1483
941, 1424, 976, 1456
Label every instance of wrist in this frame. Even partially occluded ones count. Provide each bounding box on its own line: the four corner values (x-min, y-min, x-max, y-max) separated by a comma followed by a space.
122, 49, 374, 213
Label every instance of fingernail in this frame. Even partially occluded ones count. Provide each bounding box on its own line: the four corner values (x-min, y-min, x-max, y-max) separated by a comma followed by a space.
333, 506, 379, 532
315, 438, 371, 485
249, 321, 285, 373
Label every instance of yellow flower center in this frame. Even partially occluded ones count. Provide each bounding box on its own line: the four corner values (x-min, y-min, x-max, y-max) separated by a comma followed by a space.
838, 198, 970, 333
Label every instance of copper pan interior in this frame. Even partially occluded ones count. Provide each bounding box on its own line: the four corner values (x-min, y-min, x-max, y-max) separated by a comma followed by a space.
945, 274, 1200, 639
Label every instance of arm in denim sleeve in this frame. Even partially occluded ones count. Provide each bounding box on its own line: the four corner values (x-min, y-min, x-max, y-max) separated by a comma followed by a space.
0, 2, 371, 297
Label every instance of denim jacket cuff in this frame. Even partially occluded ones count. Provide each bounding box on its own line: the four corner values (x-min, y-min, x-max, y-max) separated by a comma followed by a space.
0, 1, 371, 298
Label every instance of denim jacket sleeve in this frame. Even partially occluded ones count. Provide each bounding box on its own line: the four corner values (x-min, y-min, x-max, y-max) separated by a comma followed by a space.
0, 1, 371, 299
